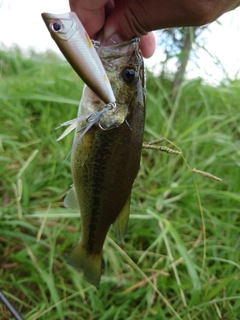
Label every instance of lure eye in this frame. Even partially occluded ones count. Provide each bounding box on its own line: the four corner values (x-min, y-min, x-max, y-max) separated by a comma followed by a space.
51, 20, 62, 32
121, 68, 136, 84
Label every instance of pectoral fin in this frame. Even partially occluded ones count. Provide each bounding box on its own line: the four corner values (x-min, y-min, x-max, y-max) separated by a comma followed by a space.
57, 122, 77, 141
64, 185, 79, 210
113, 197, 130, 244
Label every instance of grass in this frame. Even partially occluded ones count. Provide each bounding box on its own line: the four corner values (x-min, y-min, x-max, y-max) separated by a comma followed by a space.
0, 46, 240, 319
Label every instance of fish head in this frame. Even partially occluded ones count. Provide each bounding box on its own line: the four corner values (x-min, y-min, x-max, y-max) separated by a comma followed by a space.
80, 37, 145, 130
98, 38, 145, 130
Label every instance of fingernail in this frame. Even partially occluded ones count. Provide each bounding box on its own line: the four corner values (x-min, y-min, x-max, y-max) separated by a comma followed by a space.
102, 25, 124, 46
103, 33, 124, 46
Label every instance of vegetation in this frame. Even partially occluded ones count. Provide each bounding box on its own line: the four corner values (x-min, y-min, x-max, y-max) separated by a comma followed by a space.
157, 26, 206, 100
0, 46, 240, 319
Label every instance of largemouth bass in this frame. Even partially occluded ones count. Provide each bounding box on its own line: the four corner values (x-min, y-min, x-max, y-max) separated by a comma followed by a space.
64, 39, 145, 287
42, 12, 145, 287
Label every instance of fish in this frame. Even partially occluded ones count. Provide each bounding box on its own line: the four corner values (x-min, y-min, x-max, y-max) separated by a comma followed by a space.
42, 13, 145, 287
41, 12, 115, 104
65, 38, 145, 287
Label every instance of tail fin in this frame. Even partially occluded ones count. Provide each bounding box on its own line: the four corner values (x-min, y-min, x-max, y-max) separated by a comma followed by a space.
67, 241, 102, 287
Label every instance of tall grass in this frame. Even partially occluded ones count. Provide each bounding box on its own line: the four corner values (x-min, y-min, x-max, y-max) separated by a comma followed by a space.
0, 47, 240, 319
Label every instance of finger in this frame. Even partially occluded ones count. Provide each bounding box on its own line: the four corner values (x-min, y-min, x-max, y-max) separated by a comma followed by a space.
69, 0, 109, 38
139, 32, 156, 58
103, 1, 156, 58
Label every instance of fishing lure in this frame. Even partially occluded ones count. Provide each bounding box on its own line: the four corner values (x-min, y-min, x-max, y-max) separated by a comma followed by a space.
41, 12, 116, 105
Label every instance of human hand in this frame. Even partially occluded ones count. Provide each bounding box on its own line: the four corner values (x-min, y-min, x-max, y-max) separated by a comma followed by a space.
69, 0, 240, 58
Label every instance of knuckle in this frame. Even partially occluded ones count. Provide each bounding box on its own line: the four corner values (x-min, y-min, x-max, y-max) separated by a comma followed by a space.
187, 1, 219, 26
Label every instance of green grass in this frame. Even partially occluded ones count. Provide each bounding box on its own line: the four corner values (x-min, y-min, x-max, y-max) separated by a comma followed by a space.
0, 47, 240, 319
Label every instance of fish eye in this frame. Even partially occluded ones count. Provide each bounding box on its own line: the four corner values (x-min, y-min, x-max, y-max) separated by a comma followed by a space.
121, 68, 136, 84
51, 20, 62, 32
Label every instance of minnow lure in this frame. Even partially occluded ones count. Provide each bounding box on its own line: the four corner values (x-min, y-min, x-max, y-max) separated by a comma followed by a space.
41, 12, 116, 104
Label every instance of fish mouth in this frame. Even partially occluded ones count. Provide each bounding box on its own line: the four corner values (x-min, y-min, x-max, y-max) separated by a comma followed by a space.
98, 103, 128, 130
93, 37, 140, 48
94, 37, 141, 60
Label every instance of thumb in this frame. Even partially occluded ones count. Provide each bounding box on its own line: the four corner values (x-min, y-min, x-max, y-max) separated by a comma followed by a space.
102, 0, 156, 58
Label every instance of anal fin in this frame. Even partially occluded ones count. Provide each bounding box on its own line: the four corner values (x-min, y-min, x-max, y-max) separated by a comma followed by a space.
113, 196, 130, 244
